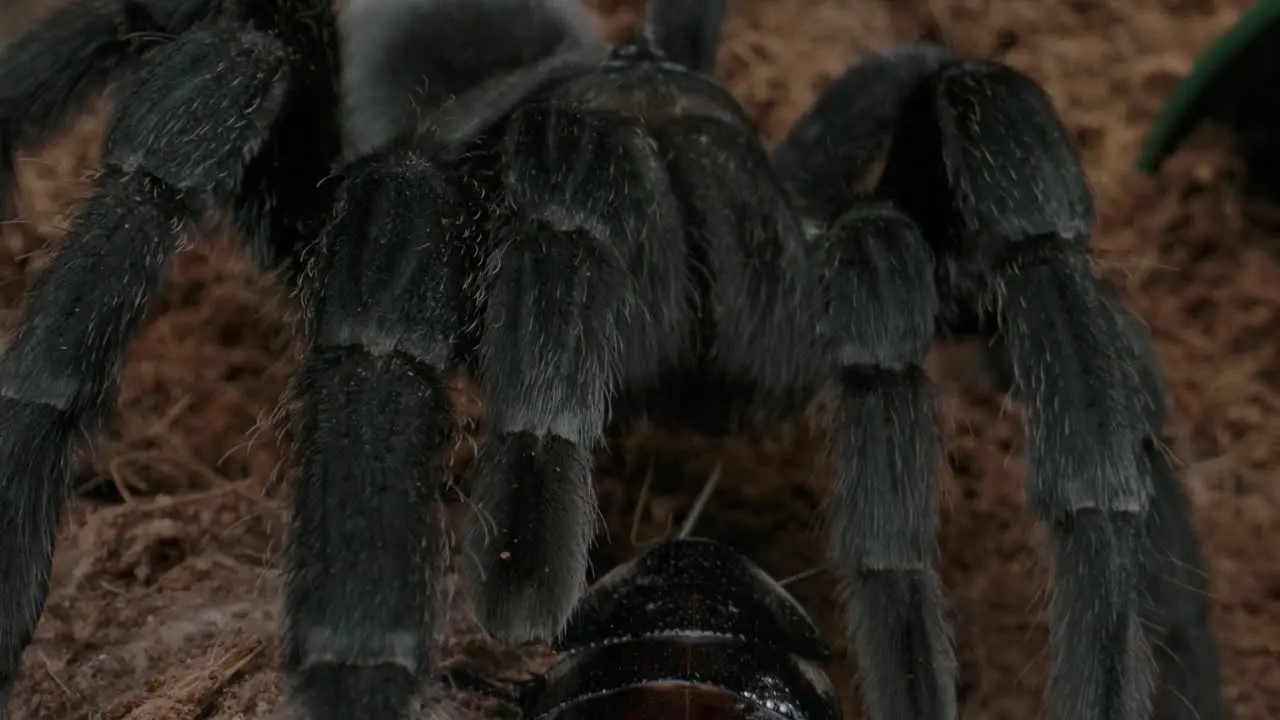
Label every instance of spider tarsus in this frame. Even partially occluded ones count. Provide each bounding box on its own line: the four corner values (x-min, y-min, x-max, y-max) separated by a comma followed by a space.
1142, 440, 1223, 720
466, 432, 595, 642
846, 569, 957, 720
285, 663, 422, 720
0, 400, 76, 702
1049, 510, 1153, 719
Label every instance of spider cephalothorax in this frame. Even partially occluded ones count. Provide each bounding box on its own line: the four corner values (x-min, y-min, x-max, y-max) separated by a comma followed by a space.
0, 1, 1223, 719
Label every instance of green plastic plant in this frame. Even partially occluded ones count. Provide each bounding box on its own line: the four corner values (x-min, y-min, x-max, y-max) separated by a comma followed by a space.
1137, 0, 1280, 176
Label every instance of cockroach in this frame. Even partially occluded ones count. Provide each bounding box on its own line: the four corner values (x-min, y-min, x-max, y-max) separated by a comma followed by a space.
505, 465, 842, 720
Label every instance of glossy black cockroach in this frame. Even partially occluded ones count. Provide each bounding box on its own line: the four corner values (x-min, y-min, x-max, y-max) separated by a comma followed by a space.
464, 466, 842, 720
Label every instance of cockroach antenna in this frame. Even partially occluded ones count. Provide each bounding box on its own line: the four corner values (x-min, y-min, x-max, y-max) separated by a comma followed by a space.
676, 462, 722, 540
629, 460, 672, 547
630, 461, 722, 547
778, 566, 827, 588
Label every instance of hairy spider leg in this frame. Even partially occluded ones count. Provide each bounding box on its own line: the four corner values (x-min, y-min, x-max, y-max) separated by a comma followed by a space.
280, 148, 468, 720
985, 296, 1221, 720
771, 43, 950, 225
659, 110, 828, 408
0, 0, 220, 221
464, 99, 693, 641
876, 55, 1180, 720
645, 0, 729, 75
772, 44, 962, 720
458, 3, 819, 646
775, 43, 1223, 720
1138, 435, 1221, 720
0, 26, 290, 709
825, 205, 956, 719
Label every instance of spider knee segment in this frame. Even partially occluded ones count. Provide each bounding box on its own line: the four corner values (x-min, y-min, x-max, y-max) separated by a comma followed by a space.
877, 59, 1094, 262
0, 26, 288, 412
825, 203, 936, 370
104, 27, 288, 204
502, 103, 691, 385
0, 0, 219, 217
502, 105, 652, 252
661, 115, 823, 390
0, 31, 287, 393
306, 151, 467, 365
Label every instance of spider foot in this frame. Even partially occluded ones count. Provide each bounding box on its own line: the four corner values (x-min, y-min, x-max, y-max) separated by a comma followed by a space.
1048, 510, 1152, 718
281, 665, 421, 720
465, 432, 594, 642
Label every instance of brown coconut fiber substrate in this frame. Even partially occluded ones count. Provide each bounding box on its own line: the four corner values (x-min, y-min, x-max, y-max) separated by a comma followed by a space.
3, 0, 1279, 718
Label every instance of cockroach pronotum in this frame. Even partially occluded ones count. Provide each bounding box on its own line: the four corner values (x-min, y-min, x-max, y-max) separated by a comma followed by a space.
504, 465, 842, 720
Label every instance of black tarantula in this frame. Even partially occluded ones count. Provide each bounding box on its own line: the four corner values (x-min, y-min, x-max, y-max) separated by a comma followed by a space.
0, 0, 1223, 718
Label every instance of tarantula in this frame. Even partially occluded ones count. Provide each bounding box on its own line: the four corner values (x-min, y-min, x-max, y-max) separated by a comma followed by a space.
0, 0, 1222, 718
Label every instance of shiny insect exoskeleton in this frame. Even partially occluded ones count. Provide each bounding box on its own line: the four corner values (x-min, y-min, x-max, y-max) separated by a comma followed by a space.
516, 535, 841, 720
